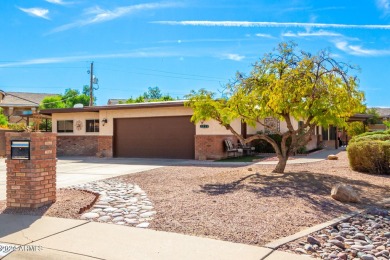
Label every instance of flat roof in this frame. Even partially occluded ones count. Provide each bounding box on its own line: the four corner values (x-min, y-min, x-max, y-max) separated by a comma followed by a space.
39, 100, 187, 115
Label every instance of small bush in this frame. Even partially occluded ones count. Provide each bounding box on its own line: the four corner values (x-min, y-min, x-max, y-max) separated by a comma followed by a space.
349, 130, 390, 144
347, 140, 390, 174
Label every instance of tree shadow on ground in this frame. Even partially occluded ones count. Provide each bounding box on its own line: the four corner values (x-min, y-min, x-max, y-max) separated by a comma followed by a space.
198, 170, 390, 214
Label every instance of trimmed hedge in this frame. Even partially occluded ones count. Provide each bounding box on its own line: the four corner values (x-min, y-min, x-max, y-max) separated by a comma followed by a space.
347, 140, 390, 174
349, 129, 390, 144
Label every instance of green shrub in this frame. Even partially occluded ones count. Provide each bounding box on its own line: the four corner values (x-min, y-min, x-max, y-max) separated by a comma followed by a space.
253, 133, 282, 153
7, 123, 25, 131
347, 140, 390, 174
0, 108, 8, 126
349, 130, 390, 144
346, 121, 366, 137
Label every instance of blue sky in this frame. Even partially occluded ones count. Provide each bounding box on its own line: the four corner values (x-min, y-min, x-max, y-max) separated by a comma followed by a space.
1, 0, 390, 107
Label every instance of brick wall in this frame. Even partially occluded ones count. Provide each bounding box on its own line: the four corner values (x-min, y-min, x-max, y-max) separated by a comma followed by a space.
195, 135, 238, 160
5, 132, 57, 208
98, 136, 113, 157
0, 130, 19, 157
57, 135, 98, 156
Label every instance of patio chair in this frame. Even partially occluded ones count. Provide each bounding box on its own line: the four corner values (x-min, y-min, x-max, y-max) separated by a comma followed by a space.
238, 140, 256, 155
224, 139, 243, 157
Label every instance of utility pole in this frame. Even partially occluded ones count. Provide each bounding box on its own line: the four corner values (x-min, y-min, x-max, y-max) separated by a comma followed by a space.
89, 62, 94, 106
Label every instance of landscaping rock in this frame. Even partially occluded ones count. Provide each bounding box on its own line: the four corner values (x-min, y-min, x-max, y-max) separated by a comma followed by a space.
331, 183, 360, 203
136, 222, 150, 228
327, 154, 338, 160
307, 235, 321, 246
279, 207, 390, 260
71, 180, 156, 228
80, 212, 99, 220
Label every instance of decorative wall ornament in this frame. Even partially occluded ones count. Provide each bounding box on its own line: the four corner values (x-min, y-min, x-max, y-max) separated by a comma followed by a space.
75, 120, 83, 131
264, 117, 280, 134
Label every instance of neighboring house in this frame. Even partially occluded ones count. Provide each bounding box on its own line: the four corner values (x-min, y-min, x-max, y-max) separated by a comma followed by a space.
0, 91, 57, 124
369, 107, 390, 131
40, 100, 366, 160
107, 99, 126, 105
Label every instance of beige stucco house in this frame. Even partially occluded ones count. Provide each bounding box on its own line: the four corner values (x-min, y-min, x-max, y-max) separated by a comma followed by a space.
40, 100, 333, 159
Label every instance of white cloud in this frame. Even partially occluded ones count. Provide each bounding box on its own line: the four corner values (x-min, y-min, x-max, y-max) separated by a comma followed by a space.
45, 0, 73, 5
221, 54, 245, 61
255, 33, 273, 38
18, 7, 50, 20
154, 21, 390, 30
50, 2, 179, 33
157, 38, 249, 43
377, 0, 390, 15
334, 41, 390, 56
0, 50, 183, 68
282, 30, 342, 37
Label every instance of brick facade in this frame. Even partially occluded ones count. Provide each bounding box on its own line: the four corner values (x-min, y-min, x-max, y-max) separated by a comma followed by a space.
57, 135, 98, 156
97, 136, 113, 157
195, 135, 238, 160
56, 135, 113, 157
5, 132, 57, 208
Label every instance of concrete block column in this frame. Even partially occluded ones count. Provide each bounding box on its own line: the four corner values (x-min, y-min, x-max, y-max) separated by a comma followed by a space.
5, 132, 57, 208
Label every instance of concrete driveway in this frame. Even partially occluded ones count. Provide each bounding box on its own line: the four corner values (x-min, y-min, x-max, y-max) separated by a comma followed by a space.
0, 157, 186, 201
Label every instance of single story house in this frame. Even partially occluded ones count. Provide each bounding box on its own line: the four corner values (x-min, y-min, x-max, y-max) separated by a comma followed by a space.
40, 100, 364, 160
0, 91, 57, 124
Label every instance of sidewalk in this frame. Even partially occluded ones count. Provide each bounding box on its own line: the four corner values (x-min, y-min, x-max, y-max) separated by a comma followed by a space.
0, 214, 309, 260
256, 147, 345, 165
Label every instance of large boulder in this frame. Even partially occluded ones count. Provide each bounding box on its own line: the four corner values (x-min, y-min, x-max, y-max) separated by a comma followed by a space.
331, 183, 360, 203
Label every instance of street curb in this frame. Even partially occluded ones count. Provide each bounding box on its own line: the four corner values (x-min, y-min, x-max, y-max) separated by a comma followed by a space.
264, 209, 365, 249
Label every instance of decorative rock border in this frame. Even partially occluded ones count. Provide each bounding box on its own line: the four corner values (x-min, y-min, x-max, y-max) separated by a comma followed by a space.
70, 180, 156, 228
275, 208, 390, 259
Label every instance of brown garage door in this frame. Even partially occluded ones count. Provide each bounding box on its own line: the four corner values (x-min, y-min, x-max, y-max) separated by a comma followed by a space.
113, 116, 195, 159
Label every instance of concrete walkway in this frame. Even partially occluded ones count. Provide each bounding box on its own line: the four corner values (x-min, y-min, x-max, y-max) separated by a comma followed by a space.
256, 147, 345, 165
0, 157, 186, 201
0, 214, 308, 260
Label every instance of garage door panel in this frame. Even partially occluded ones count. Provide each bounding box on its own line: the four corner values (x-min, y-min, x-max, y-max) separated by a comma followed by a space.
114, 116, 195, 159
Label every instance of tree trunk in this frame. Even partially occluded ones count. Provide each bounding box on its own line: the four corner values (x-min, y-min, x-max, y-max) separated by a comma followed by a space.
272, 155, 288, 173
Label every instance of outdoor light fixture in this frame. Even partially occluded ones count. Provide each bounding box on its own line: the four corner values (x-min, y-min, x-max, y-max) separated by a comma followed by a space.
102, 118, 108, 126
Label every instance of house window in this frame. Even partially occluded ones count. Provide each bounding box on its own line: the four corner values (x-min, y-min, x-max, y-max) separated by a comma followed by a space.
57, 120, 73, 133
86, 119, 99, 132
329, 126, 336, 140
322, 127, 329, 141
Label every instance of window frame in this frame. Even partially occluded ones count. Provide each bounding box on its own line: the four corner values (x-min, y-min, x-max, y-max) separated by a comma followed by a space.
57, 120, 74, 133
86, 119, 100, 133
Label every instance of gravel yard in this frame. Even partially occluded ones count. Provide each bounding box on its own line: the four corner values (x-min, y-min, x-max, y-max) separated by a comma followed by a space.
114, 151, 390, 246
0, 151, 388, 249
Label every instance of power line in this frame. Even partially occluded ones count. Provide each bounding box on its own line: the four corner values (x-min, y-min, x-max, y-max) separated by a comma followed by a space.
96, 62, 225, 81
99, 67, 223, 82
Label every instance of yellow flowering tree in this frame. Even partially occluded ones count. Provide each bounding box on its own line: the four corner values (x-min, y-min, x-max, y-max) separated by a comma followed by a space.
186, 42, 365, 173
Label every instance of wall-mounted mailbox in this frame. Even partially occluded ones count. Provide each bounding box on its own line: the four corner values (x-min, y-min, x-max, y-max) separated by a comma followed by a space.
11, 140, 30, 160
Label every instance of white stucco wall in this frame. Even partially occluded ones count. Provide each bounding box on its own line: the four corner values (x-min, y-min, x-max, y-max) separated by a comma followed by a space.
195, 119, 242, 135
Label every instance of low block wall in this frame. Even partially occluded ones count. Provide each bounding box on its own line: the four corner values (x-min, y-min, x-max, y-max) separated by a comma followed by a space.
195, 135, 238, 160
